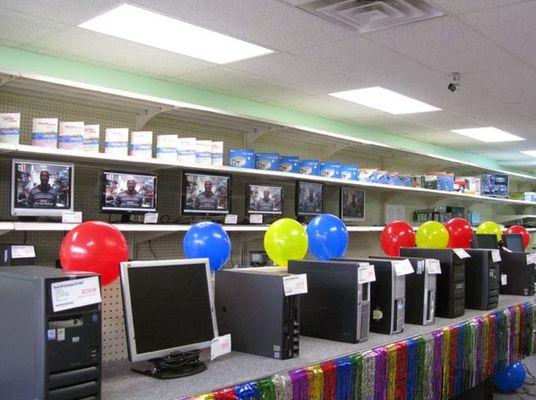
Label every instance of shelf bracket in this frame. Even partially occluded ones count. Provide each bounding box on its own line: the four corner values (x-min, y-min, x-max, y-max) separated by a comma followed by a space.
323, 142, 347, 159
0, 74, 16, 87
135, 106, 176, 130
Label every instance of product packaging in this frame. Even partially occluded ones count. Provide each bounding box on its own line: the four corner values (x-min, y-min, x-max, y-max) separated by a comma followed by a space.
83, 124, 100, 153
228, 149, 255, 168
320, 162, 341, 179
58, 121, 84, 151
0, 113, 21, 145
105, 128, 129, 156
177, 137, 196, 164
195, 140, 212, 166
299, 159, 321, 176
130, 131, 153, 158
481, 174, 509, 198
340, 164, 359, 181
255, 152, 280, 171
359, 168, 378, 182
32, 118, 58, 148
278, 156, 300, 173
156, 134, 178, 161
211, 141, 224, 167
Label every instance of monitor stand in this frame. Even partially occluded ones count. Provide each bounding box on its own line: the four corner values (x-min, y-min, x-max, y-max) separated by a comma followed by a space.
132, 351, 207, 379
120, 213, 133, 223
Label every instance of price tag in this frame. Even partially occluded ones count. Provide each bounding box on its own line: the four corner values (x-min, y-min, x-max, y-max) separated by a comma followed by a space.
249, 214, 263, 224
143, 212, 158, 224
283, 274, 308, 296
211, 334, 232, 361
501, 274, 508, 285
358, 264, 376, 284
527, 253, 536, 265
426, 259, 442, 274
491, 249, 501, 262
502, 247, 513, 253
224, 214, 238, 224
453, 248, 471, 259
62, 211, 82, 224
11, 245, 35, 259
392, 259, 414, 276
51, 276, 101, 312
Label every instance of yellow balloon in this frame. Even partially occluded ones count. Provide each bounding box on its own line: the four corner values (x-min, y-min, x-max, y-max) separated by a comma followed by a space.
264, 218, 308, 267
416, 221, 449, 248
476, 221, 503, 241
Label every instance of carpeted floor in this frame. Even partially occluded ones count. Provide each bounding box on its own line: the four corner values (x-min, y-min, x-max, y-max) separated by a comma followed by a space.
494, 355, 536, 399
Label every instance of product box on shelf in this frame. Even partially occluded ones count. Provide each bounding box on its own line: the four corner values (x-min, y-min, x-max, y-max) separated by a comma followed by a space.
412, 175, 424, 188
0, 113, 20, 145
387, 172, 400, 186
524, 192, 536, 202
177, 137, 196, 164
359, 168, 378, 182
255, 152, 279, 171
32, 118, 58, 148
195, 140, 213, 167
156, 134, 178, 161
423, 174, 439, 190
320, 162, 341, 179
481, 174, 509, 198
58, 121, 84, 150
299, 159, 321, 176
374, 171, 389, 184
105, 127, 129, 156
211, 141, 224, 167
229, 148, 255, 168
83, 124, 99, 153
130, 131, 153, 158
428, 172, 454, 191
279, 155, 300, 173
454, 176, 481, 195
399, 174, 412, 187
340, 164, 359, 181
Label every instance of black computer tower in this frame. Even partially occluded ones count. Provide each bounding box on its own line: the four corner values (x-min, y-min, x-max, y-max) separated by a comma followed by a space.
0, 266, 102, 400
400, 248, 466, 318
499, 251, 536, 296
463, 249, 500, 310
215, 268, 301, 359
287, 259, 370, 343
0, 244, 36, 266
371, 256, 436, 325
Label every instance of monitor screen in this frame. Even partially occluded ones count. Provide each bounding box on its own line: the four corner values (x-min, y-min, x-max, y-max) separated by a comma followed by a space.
473, 234, 499, 249
121, 259, 217, 361
182, 171, 231, 215
503, 234, 524, 252
247, 184, 283, 215
296, 181, 323, 216
11, 159, 74, 217
340, 187, 365, 221
101, 171, 157, 213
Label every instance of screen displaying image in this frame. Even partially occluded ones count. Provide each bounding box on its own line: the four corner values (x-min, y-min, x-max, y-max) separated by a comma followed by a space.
101, 171, 157, 212
341, 187, 365, 221
182, 172, 231, 215
247, 184, 283, 215
296, 181, 323, 216
12, 159, 74, 216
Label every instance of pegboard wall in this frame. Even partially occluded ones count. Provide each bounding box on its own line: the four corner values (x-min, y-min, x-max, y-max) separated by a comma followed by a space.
0, 90, 525, 362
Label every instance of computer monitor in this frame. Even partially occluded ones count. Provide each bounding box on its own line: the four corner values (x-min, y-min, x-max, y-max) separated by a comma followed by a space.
182, 171, 231, 215
120, 258, 218, 379
11, 159, 74, 217
246, 184, 283, 215
503, 234, 524, 252
296, 181, 323, 216
340, 187, 365, 222
101, 170, 157, 214
472, 234, 499, 249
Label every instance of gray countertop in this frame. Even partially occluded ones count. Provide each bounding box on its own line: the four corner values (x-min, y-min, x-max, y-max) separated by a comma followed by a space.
102, 295, 532, 400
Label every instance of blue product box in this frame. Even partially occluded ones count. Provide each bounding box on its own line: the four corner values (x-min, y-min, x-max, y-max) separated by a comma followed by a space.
387, 173, 401, 186
481, 174, 509, 198
299, 159, 321, 176
320, 162, 341, 179
375, 171, 389, 184
228, 148, 255, 168
400, 175, 412, 187
340, 165, 359, 181
279, 155, 300, 173
255, 152, 280, 171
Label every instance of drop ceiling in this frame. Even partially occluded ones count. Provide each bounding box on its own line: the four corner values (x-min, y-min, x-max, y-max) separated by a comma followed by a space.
0, 0, 535, 170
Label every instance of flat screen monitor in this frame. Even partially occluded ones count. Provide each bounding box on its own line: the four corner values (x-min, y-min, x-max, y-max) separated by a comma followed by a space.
340, 187, 365, 221
296, 181, 323, 216
503, 234, 524, 252
472, 234, 499, 249
182, 171, 231, 215
11, 159, 74, 217
101, 170, 157, 213
247, 184, 283, 215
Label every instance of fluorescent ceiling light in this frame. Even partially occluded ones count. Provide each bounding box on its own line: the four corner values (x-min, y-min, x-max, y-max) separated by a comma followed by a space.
328, 87, 440, 115
451, 127, 525, 143
79, 4, 273, 64
521, 150, 536, 158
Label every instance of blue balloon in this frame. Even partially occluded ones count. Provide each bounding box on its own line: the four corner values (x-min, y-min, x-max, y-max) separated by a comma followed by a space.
183, 222, 231, 271
306, 214, 349, 260
494, 362, 526, 392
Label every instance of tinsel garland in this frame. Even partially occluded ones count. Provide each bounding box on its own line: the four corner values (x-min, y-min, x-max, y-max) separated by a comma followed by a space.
361, 350, 376, 400
306, 365, 323, 400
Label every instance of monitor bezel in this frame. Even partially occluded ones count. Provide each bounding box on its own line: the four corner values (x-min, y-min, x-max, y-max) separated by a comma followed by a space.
339, 186, 365, 222
120, 258, 218, 362
295, 180, 324, 216
246, 183, 284, 216
181, 170, 232, 216
473, 233, 499, 249
100, 169, 158, 214
503, 233, 524, 252
11, 158, 75, 217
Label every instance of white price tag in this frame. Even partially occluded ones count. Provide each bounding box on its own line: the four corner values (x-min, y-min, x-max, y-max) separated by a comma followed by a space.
10, 245, 35, 259
224, 214, 238, 225
453, 248, 471, 259
426, 259, 442, 274
501, 274, 508, 285
491, 249, 502, 262
358, 264, 376, 284
392, 259, 414, 276
62, 211, 82, 224
51, 276, 101, 312
143, 212, 158, 224
283, 274, 308, 296
211, 334, 232, 360
249, 214, 263, 224
527, 253, 536, 265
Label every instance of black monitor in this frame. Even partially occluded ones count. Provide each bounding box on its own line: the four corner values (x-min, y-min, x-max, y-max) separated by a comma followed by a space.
246, 184, 283, 215
296, 181, 323, 216
182, 171, 231, 215
472, 234, 499, 249
503, 234, 524, 252
11, 159, 74, 217
340, 187, 365, 222
120, 258, 218, 379
101, 170, 157, 216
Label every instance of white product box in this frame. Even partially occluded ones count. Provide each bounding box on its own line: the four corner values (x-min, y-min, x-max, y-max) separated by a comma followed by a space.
211, 141, 224, 167
130, 131, 153, 158
83, 124, 100, 153
59, 121, 84, 151
0, 113, 21, 145
195, 140, 212, 166
156, 134, 178, 161
177, 137, 196, 164
105, 128, 129, 156
32, 118, 58, 148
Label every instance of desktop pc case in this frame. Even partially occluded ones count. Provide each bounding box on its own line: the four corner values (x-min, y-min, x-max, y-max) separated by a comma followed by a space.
0, 266, 101, 400
499, 251, 536, 296
287, 259, 370, 343
215, 268, 300, 359
463, 249, 500, 310
400, 248, 466, 319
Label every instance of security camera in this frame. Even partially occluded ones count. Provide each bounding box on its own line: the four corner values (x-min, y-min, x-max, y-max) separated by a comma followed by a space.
448, 72, 460, 93
448, 82, 457, 93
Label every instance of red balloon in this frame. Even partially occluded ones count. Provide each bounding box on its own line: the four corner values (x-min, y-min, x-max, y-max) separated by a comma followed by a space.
381, 221, 416, 256
445, 218, 473, 248
60, 221, 129, 286
505, 225, 530, 249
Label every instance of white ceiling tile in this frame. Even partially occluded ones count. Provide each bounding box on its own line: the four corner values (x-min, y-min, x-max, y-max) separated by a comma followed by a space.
449, 102, 534, 129
0, 8, 68, 46
397, 110, 481, 131
508, 101, 536, 118
347, 115, 435, 135
426, 0, 528, 14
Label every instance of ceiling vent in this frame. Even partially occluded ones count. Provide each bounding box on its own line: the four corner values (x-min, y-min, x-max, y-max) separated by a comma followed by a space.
297, 0, 444, 33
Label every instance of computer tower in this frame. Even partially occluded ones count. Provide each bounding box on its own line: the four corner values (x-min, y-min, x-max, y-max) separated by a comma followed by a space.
0, 266, 102, 400
287, 259, 370, 343
215, 268, 300, 359
371, 256, 436, 326
499, 251, 536, 296
463, 249, 499, 310
0, 244, 36, 266
400, 248, 466, 319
